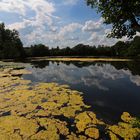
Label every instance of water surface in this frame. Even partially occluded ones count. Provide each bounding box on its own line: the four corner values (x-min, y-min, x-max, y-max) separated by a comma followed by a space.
22, 60, 140, 123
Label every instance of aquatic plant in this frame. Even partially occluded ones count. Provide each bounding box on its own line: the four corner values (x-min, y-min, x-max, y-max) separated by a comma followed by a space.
0, 61, 25, 70
0, 68, 89, 139
108, 112, 140, 140
0, 67, 139, 139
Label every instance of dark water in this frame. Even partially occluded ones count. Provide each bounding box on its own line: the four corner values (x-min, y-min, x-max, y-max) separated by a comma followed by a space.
22, 60, 140, 123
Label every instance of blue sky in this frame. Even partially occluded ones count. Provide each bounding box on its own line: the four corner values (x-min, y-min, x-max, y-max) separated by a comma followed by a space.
0, 0, 121, 47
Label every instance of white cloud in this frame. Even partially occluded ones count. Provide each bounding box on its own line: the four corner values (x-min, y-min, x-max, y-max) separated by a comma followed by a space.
1, 0, 62, 46
82, 18, 104, 32
88, 33, 117, 46
0, 0, 55, 16
57, 23, 82, 40
22, 17, 117, 47
0, 0, 27, 16
62, 0, 79, 5
4, 0, 56, 31
0, 1, 120, 47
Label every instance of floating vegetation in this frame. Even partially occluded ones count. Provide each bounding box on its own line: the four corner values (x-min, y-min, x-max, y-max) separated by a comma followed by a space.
108, 112, 140, 140
0, 61, 25, 70
75, 111, 105, 139
30, 57, 132, 62
0, 66, 139, 139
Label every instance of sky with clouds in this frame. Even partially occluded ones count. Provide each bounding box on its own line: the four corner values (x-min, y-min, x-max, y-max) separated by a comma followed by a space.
0, 0, 126, 47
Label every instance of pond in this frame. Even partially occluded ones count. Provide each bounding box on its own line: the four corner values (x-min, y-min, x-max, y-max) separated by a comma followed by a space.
22, 60, 140, 124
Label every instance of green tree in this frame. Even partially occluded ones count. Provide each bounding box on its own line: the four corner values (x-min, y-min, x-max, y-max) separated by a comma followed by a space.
112, 41, 130, 56
72, 44, 95, 56
127, 36, 140, 57
30, 44, 50, 57
86, 0, 140, 38
0, 23, 25, 59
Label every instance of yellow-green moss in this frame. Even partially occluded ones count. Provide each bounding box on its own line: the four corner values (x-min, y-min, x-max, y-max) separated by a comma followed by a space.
31, 57, 132, 62
85, 127, 99, 139
0, 116, 38, 139
75, 111, 104, 133
0, 67, 139, 140
108, 112, 140, 140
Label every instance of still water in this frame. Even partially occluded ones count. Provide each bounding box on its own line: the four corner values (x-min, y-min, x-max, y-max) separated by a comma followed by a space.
22, 60, 140, 123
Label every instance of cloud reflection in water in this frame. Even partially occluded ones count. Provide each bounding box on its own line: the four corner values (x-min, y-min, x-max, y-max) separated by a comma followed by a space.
25, 61, 140, 91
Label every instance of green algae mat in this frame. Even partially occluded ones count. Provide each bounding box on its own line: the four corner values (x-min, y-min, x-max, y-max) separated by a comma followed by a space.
0, 63, 139, 140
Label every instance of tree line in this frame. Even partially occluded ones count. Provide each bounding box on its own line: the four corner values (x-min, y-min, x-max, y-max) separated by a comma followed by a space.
0, 23, 140, 59
24, 38, 140, 58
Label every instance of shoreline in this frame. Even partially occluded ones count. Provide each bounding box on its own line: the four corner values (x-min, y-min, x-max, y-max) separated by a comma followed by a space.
28, 57, 133, 62
1, 56, 140, 62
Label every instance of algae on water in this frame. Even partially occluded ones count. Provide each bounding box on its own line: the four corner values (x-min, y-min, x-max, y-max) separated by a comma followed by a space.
0, 66, 139, 140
